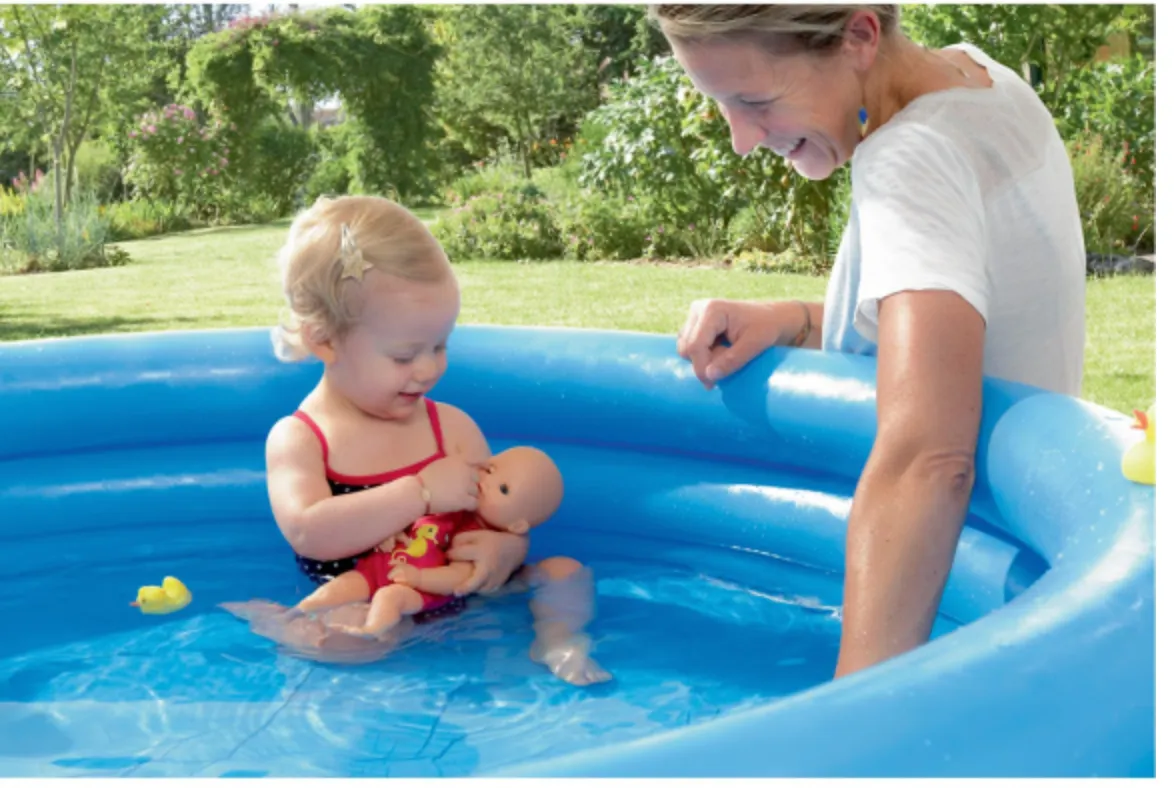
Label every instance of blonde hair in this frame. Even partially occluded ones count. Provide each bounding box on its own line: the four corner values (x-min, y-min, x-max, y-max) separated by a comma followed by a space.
272, 195, 452, 362
649, 4, 902, 54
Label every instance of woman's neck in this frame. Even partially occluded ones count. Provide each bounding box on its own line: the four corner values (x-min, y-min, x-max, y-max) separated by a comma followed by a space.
861, 37, 978, 138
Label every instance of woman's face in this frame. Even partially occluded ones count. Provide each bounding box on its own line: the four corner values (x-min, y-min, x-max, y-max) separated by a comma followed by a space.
671, 36, 866, 181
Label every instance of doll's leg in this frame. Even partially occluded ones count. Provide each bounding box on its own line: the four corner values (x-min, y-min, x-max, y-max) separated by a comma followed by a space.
336, 584, 424, 640
526, 556, 612, 686
295, 570, 371, 614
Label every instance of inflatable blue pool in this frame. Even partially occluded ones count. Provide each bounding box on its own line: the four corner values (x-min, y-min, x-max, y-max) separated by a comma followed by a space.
0, 326, 1154, 777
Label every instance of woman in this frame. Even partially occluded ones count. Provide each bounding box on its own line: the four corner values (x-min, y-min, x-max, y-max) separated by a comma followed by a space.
656, 5, 1086, 678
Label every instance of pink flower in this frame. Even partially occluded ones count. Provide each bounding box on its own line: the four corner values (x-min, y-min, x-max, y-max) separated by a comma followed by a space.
183, 107, 195, 120
147, 125, 157, 134
129, 130, 138, 138
177, 136, 184, 144
219, 157, 228, 166
174, 168, 183, 176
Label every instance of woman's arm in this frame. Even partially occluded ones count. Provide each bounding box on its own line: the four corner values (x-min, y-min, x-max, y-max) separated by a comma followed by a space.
834, 289, 985, 678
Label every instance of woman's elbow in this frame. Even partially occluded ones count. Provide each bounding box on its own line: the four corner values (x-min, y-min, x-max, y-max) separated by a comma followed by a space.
871, 442, 978, 502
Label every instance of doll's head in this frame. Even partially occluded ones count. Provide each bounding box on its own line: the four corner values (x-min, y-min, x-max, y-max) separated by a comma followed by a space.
476, 446, 565, 535
272, 195, 460, 420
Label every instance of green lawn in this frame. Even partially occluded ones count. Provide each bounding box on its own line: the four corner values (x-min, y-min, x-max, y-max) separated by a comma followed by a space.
0, 221, 1154, 415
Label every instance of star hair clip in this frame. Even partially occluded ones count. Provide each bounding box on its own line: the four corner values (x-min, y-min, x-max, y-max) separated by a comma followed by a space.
338, 223, 373, 282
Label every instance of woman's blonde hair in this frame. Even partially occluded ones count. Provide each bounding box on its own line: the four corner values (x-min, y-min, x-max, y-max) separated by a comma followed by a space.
272, 195, 452, 362
649, 4, 901, 54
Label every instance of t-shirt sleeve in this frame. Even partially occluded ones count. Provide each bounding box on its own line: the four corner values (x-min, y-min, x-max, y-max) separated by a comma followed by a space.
852, 123, 991, 342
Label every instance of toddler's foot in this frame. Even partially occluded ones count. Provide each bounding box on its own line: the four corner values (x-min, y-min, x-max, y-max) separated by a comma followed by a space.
531, 633, 612, 687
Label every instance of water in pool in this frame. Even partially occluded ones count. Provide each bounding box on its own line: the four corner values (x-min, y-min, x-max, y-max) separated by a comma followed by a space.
0, 528, 847, 778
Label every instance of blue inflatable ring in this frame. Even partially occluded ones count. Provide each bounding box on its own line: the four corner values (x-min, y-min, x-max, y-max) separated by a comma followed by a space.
0, 326, 1154, 777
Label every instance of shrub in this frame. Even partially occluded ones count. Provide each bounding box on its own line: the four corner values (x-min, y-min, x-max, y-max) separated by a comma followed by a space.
577, 56, 847, 265
558, 189, 649, 261
1056, 55, 1154, 196
433, 182, 564, 262
230, 121, 316, 217
1, 181, 127, 274
73, 140, 123, 204
125, 103, 236, 216
103, 198, 198, 241
305, 125, 352, 201
1068, 132, 1151, 255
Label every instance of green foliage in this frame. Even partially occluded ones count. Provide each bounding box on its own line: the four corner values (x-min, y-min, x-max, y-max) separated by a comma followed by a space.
232, 120, 316, 216
0, 4, 171, 204
433, 5, 597, 178
304, 124, 352, 200
185, 5, 439, 199
124, 103, 235, 215
73, 140, 122, 204
1067, 132, 1151, 255
902, 4, 1144, 109
577, 56, 848, 264
1, 183, 125, 274
103, 198, 197, 242
558, 190, 650, 262
1053, 54, 1154, 200
433, 182, 565, 262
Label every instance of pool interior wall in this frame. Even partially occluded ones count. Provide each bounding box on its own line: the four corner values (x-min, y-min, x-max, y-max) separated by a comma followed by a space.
0, 326, 1154, 777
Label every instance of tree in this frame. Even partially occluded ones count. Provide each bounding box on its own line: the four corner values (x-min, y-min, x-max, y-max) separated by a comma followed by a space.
0, 4, 165, 236
432, 4, 597, 178
185, 5, 440, 199
902, 4, 1146, 110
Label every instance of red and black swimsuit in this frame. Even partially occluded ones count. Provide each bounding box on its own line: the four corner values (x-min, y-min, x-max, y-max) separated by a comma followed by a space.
290, 399, 449, 586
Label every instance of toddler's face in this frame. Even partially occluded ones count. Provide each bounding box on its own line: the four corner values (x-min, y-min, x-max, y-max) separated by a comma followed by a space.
328, 268, 460, 420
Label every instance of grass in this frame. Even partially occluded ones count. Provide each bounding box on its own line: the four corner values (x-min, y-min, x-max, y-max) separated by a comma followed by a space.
0, 221, 1154, 416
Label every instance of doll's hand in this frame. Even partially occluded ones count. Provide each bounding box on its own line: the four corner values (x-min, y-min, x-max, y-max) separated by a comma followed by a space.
448, 529, 529, 596
388, 563, 421, 587
417, 454, 484, 514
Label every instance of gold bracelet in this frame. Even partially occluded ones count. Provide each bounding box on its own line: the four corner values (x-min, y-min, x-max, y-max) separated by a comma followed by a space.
790, 301, 812, 348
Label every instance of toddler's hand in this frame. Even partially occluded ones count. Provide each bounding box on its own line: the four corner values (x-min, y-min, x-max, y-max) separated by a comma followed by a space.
417, 454, 484, 514
388, 564, 420, 587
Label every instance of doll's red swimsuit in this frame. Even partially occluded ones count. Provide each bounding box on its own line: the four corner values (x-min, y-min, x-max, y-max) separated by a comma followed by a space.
353, 511, 487, 611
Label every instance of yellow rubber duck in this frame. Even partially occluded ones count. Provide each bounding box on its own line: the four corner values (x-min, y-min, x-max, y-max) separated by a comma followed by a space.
130, 576, 192, 615
1122, 406, 1155, 485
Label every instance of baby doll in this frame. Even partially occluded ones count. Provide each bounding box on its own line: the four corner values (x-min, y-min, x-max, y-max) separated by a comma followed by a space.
294, 445, 565, 640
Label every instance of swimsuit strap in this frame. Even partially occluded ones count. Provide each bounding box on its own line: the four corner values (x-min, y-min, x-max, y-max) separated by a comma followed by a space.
292, 410, 329, 466
425, 398, 447, 456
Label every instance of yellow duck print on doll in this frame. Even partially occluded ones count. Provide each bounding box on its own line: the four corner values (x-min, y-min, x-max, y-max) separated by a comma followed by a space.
1121, 406, 1155, 485
393, 522, 441, 559
130, 576, 192, 615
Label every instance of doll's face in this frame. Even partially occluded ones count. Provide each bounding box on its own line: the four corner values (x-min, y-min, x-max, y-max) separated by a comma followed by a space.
477, 447, 564, 533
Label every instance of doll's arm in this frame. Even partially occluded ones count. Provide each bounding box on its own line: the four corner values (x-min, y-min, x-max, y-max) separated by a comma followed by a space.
390, 562, 475, 597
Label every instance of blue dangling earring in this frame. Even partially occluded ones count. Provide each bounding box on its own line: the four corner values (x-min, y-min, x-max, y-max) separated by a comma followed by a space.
858, 106, 868, 134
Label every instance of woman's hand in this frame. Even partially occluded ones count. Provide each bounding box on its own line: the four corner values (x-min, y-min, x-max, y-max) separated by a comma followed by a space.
417, 454, 484, 514
447, 529, 529, 596
677, 299, 806, 389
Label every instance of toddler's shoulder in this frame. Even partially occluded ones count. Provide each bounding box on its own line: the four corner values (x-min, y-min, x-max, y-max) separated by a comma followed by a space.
431, 400, 490, 460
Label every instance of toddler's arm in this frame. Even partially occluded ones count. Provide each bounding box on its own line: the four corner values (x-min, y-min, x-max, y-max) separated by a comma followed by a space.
266, 416, 430, 561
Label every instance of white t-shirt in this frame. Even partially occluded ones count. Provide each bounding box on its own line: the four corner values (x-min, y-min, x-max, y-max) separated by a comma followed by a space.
822, 43, 1086, 396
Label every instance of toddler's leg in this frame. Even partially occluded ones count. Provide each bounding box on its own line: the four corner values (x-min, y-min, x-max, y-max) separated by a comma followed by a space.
336, 584, 425, 640
526, 556, 612, 686
296, 570, 371, 614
